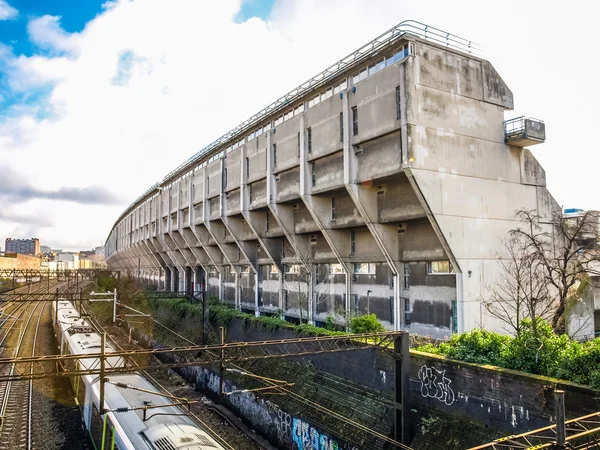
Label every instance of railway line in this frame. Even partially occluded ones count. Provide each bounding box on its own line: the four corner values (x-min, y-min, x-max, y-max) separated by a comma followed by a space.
0, 280, 91, 449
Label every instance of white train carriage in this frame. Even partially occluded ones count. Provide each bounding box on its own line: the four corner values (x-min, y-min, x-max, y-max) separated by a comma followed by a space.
52, 299, 225, 450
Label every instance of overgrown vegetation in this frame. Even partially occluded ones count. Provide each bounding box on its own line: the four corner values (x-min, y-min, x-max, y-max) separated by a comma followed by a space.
349, 313, 386, 334
417, 319, 600, 388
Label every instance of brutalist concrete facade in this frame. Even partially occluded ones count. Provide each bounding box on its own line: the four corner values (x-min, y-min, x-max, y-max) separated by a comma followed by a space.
105, 21, 556, 337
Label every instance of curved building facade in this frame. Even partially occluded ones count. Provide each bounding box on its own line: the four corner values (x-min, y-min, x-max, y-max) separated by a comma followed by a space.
105, 20, 555, 337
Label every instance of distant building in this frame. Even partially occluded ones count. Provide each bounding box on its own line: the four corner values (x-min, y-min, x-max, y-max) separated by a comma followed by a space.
5, 238, 40, 256
0, 253, 41, 270
40, 245, 51, 254
56, 253, 79, 270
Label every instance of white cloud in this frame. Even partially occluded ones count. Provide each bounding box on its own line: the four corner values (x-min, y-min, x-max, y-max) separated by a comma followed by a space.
0, 0, 598, 251
0, 0, 17, 21
27, 15, 81, 54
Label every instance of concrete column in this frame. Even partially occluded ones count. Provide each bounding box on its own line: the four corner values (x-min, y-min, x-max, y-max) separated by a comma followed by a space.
201, 165, 239, 304
297, 113, 350, 325
341, 87, 403, 329
254, 271, 260, 317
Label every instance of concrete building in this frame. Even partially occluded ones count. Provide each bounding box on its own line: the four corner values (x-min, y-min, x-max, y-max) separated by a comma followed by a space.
105, 20, 555, 337
5, 238, 40, 256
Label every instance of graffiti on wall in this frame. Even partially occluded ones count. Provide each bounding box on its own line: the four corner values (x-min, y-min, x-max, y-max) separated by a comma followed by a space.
292, 418, 340, 450
417, 365, 455, 405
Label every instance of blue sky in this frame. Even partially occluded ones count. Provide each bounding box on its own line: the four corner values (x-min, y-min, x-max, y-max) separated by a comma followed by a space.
0, 0, 104, 55
0, 0, 275, 117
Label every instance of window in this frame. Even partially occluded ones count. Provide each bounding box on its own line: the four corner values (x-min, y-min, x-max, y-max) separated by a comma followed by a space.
403, 264, 409, 289
285, 264, 300, 274
396, 86, 402, 120
284, 289, 289, 309
273, 144, 277, 168
222, 168, 227, 189
404, 298, 411, 326
451, 300, 458, 333
297, 132, 300, 159
354, 294, 359, 313
307, 128, 312, 153
245, 157, 249, 178
265, 212, 269, 231
350, 230, 356, 256
352, 106, 358, 135
331, 197, 336, 221
354, 263, 376, 274
248, 184, 253, 203
311, 163, 316, 187
330, 263, 344, 274
339, 112, 344, 142
428, 261, 455, 274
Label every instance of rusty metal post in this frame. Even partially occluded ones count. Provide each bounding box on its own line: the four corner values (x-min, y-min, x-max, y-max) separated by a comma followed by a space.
100, 332, 106, 414
394, 332, 410, 444
555, 390, 565, 447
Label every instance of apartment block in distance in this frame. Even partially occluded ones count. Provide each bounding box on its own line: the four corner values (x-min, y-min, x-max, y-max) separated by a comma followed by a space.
105, 20, 553, 337
5, 238, 41, 256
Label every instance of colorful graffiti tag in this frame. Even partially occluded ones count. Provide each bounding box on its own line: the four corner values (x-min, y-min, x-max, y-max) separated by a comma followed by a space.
292, 418, 340, 450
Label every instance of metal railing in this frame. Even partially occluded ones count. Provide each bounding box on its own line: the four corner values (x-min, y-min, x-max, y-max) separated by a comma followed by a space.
504, 116, 544, 139
108, 20, 482, 235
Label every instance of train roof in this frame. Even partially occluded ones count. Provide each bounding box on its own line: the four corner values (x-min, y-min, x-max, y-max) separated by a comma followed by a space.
102, 373, 222, 449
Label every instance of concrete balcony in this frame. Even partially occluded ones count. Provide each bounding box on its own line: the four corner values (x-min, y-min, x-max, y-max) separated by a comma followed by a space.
504, 116, 545, 147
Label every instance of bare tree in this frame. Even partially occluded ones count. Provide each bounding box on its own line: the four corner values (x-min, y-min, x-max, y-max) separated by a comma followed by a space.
484, 235, 553, 337
283, 253, 333, 323
510, 209, 600, 333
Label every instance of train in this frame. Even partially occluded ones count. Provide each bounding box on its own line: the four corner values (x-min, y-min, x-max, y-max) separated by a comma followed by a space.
52, 298, 225, 450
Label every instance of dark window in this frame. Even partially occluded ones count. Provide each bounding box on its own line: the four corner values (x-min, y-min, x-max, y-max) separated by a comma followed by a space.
311, 163, 316, 187
282, 238, 286, 258
307, 127, 312, 153
245, 157, 249, 178
273, 143, 277, 168
352, 106, 358, 135
265, 212, 269, 231
396, 86, 402, 120
339, 112, 344, 142
331, 197, 336, 221
390, 297, 395, 325
222, 168, 227, 189
354, 294, 359, 313
297, 132, 300, 159
284, 289, 289, 310
403, 264, 409, 289
248, 184, 253, 203
452, 300, 458, 333
404, 298, 411, 326
207, 176, 209, 191
350, 230, 356, 256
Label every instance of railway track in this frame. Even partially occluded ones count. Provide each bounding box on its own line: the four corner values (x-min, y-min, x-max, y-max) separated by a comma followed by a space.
0, 281, 66, 449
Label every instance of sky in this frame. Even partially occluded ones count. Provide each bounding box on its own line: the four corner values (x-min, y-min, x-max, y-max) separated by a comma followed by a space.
0, 0, 598, 252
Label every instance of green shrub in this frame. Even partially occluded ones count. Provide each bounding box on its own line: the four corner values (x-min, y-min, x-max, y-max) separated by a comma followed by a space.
349, 314, 385, 334
416, 318, 600, 389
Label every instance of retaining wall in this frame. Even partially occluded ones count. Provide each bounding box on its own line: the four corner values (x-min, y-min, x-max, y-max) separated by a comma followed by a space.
121, 313, 600, 449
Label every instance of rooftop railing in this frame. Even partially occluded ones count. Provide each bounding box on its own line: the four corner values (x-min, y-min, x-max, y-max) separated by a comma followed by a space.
110, 20, 482, 233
